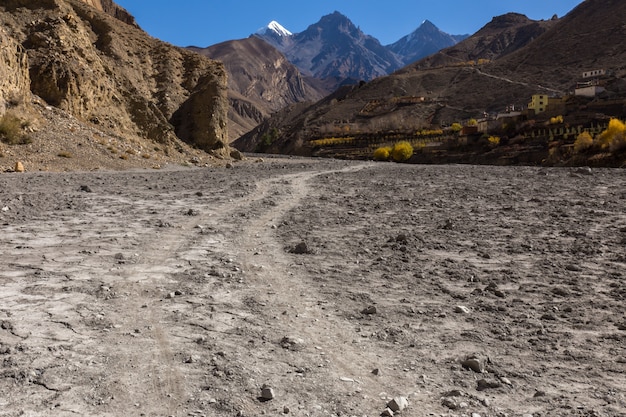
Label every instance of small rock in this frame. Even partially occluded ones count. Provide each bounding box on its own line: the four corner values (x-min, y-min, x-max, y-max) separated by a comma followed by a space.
280, 336, 305, 351
472, 413, 482, 417
574, 166, 592, 175
371, 368, 381, 376
230, 149, 243, 160
387, 396, 408, 412
260, 385, 275, 400
361, 305, 377, 315
290, 241, 311, 254
500, 377, 512, 386
455, 305, 471, 314
461, 356, 484, 373
381, 408, 394, 417
165, 292, 176, 299
283, 405, 290, 414
1, 206, 9, 212
477, 378, 502, 391
14, 161, 24, 173
79, 185, 93, 193
441, 397, 458, 410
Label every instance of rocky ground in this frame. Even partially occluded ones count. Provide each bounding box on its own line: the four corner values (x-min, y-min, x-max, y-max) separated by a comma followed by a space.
0, 157, 625, 417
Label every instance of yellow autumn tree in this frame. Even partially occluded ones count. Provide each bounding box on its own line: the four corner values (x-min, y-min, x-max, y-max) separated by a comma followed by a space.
391, 141, 414, 162
574, 131, 594, 153
596, 118, 626, 151
373, 146, 392, 161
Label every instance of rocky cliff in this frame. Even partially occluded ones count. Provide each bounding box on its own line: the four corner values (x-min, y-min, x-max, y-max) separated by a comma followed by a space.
1, 0, 228, 165
0, 26, 30, 114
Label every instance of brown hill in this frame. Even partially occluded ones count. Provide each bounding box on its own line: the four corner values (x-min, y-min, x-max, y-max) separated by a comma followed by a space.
189, 37, 330, 142
0, 0, 229, 171
414, 13, 556, 69
235, 0, 626, 163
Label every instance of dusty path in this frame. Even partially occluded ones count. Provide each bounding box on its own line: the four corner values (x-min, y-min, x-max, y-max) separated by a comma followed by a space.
0, 158, 625, 417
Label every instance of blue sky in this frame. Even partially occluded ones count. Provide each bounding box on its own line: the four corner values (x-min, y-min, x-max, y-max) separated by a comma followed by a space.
115, 0, 583, 47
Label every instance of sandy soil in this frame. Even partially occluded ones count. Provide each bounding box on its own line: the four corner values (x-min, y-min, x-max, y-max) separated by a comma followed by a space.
0, 157, 625, 417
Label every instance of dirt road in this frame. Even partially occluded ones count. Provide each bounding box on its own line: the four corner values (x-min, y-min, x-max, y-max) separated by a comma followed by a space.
0, 158, 624, 417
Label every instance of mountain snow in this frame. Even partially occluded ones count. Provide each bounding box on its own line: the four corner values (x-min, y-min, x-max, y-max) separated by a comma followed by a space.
257, 21, 292, 37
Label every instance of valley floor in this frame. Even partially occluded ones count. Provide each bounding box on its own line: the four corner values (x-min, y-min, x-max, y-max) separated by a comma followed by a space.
0, 158, 625, 416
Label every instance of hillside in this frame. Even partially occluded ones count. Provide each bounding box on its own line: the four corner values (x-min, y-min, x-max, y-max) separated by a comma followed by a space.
234, 0, 626, 167
189, 37, 330, 142
0, 0, 230, 172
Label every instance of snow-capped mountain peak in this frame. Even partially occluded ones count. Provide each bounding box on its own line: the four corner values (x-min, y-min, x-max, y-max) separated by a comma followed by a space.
257, 21, 292, 38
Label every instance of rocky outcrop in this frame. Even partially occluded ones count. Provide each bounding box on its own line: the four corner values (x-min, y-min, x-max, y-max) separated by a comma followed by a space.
1, 0, 227, 152
0, 26, 30, 114
190, 36, 328, 141
77, 0, 137, 26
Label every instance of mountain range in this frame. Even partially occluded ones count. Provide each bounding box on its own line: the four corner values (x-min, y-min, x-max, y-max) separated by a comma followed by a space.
234, 0, 626, 162
196, 12, 467, 140
254, 12, 468, 82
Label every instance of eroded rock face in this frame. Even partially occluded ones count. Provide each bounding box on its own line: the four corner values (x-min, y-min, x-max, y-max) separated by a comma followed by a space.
1, 0, 228, 152
0, 26, 30, 114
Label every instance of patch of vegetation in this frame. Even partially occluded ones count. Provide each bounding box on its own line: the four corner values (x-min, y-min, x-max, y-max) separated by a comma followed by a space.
450, 123, 463, 133
373, 146, 391, 161
0, 112, 31, 145
488, 136, 501, 147
256, 127, 280, 152
596, 118, 626, 153
549, 115, 564, 125
574, 131, 594, 153
391, 141, 414, 162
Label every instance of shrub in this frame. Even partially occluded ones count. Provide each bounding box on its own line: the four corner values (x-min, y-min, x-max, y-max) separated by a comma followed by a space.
391, 141, 414, 162
550, 115, 564, 124
373, 146, 391, 161
487, 136, 500, 146
574, 131, 594, 153
450, 123, 463, 133
467, 118, 478, 126
596, 118, 626, 151
0, 112, 29, 145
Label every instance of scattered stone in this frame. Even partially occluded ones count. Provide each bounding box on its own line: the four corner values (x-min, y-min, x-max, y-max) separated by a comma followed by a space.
79, 185, 93, 193
1, 206, 9, 212
575, 166, 592, 175
387, 396, 408, 412
441, 397, 459, 410
185, 208, 199, 216
461, 356, 484, 373
455, 305, 471, 314
165, 292, 176, 299
500, 377, 512, 386
381, 408, 394, 416
280, 336, 305, 351
472, 413, 482, 417
14, 161, 24, 173
230, 149, 243, 160
260, 385, 275, 400
283, 405, 290, 414
290, 241, 311, 254
534, 390, 546, 397
371, 368, 381, 376
361, 305, 377, 315
477, 378, 502, 391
